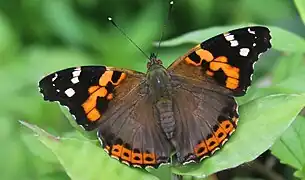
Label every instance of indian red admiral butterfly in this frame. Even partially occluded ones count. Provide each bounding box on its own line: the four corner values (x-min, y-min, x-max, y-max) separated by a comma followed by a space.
38, 2, 272, 169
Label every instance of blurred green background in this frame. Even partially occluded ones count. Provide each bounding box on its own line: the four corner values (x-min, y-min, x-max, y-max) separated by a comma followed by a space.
0, 0, 305, 180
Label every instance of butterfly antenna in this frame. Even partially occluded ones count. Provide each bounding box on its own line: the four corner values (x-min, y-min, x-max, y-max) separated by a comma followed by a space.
155, 1, 174, 57
108, 17, 150, 60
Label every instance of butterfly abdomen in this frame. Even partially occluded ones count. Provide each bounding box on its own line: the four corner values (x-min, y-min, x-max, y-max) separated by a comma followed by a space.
155, 99, 175, 139
147, 64, 176, 139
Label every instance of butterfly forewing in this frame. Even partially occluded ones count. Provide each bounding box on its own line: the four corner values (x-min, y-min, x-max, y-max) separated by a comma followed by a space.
39, 66, 144, 130
168, 26, 272, 96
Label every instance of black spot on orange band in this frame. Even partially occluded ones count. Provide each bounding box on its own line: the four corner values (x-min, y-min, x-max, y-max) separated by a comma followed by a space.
104, 142, 159, 167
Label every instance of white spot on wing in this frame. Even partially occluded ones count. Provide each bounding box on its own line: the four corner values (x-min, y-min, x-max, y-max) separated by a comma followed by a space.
230, 40, 239, 47
71, 77, 79, 84
225, 34, 234, 41
72, 70, 81, 77
253, 43, 256, 47
65, 88, 75, 97
52, 73, 58, 82
240, 48, 250, 57
56, 89, 60, 92
248, 28, 255, 34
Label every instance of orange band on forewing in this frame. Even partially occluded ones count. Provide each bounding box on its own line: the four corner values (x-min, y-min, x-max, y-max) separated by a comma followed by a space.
82, 87, 108, 114
99, 71, 127, 86
209, 62, 240, 79
112, 73, 127, 85
226, 77, 239, 89
185, 56, 200, 66
196, 49, 214, 62
87, 108, 101, 121
99, 71, 114, 86
185, 49, 214, 66
214, 56, 228, 63
88, 86, 100, 94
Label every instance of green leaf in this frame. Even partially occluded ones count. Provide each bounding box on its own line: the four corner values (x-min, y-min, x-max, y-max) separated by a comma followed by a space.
97, 1, 163, 72
0, 11, 19, 62
237, 53, 305, 104
41, 0, 87, 45
160, 25, 305, 53
271, 116, 305, 179
271, 53, 305, 84
294, 0, 305, 25
172, 94, 305, 177
270, 71, 305, 94
59, 106, 86, 134
20, 121, 159, 180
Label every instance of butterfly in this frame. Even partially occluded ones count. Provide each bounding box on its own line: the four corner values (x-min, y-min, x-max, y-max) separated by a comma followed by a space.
39, 26, 272, 168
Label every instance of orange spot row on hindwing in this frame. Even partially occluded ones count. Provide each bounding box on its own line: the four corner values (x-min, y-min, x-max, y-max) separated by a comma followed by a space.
194, 140, 209, 157
99, 71, 127, 87
213, 124, 228, 144
109, 144, 157, 166
194, 119, 237, 158
220, 120, 236, 135
205, 133, 219, 152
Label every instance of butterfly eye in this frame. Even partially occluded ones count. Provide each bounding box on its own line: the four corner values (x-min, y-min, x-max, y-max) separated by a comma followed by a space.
157, 59, 163, 65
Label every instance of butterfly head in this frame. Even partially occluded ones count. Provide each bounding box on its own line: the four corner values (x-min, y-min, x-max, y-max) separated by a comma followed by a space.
146, 53, 170, 99
147, 53, 163, 69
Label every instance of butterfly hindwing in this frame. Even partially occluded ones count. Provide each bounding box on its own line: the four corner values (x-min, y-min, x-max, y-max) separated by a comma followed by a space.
97, 82, 172, 168
168, 26, 272, 96
170, 75, 238, 164
39, 66, 144, 130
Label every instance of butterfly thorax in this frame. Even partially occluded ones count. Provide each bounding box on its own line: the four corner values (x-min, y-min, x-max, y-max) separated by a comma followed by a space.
147, 55, 175, 139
